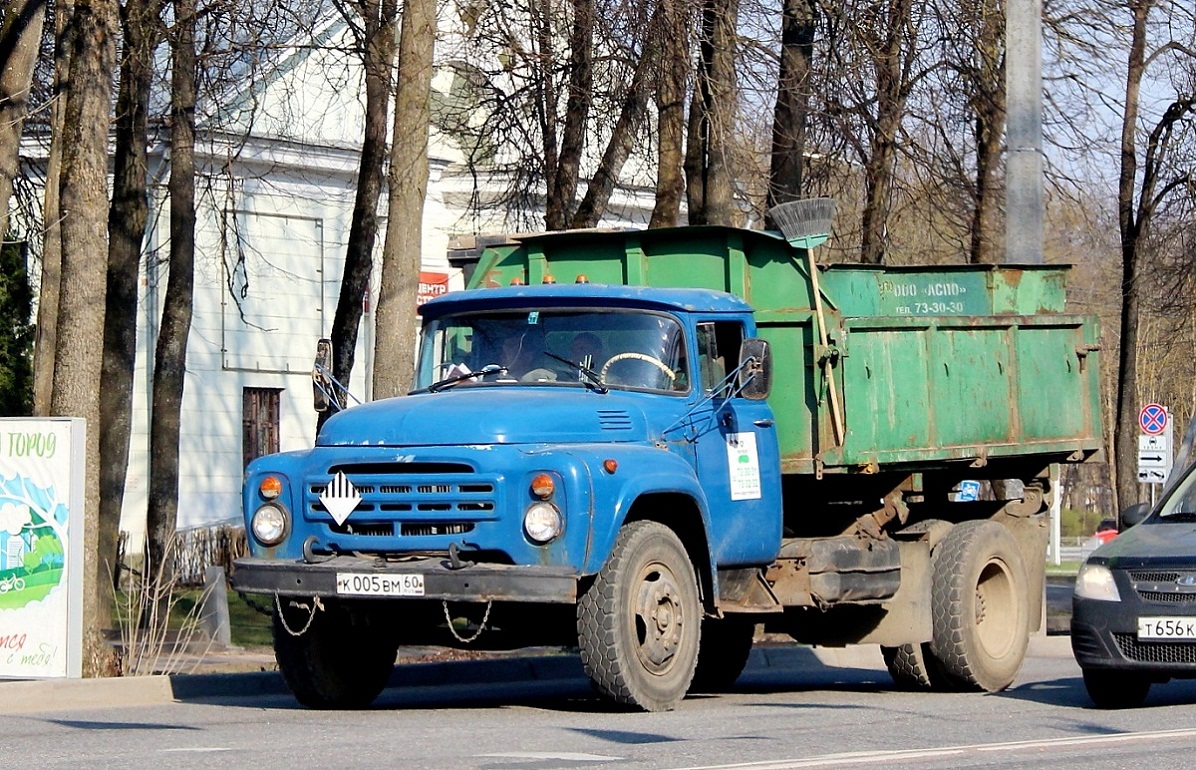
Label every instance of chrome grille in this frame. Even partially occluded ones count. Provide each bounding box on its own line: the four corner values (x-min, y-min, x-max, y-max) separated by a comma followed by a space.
306, 463, 498, 538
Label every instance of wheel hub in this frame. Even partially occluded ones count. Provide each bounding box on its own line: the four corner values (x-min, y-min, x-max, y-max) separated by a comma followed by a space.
635, 566, 685, 671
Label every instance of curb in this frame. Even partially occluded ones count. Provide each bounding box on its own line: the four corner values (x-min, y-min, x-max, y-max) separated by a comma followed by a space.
0, 636, 1078, 714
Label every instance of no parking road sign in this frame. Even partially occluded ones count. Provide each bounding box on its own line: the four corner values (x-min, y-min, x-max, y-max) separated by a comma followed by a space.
1140, 403, 1168, 436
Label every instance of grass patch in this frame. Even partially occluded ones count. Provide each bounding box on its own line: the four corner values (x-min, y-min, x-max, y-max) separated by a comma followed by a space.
1046, 560, 1081, 576
113, 584, 273, 650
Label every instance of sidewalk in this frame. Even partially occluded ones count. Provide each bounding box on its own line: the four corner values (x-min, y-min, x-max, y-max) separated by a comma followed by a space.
0, 635, 1076, 715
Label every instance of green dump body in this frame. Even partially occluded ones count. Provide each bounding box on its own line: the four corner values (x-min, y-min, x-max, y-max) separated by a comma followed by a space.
468, 226, 1102, 476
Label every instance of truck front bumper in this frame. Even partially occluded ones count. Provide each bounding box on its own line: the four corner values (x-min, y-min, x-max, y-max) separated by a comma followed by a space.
231, 555, 579, 604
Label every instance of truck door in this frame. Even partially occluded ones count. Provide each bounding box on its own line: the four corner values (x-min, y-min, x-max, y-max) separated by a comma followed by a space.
690, 320, 783, 566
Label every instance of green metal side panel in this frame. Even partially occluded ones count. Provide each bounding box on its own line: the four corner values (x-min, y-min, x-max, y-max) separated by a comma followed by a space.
929, 326, 1013, 446
839, 325, 932, 457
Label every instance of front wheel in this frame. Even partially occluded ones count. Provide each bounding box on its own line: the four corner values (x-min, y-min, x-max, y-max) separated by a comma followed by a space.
577, 521, 701, 711
930, 520, 1030, 692
273, 598, 398, 709
1082, 669, 1151, 709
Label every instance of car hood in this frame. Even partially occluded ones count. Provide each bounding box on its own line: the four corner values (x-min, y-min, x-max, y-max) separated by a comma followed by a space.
316, 387, 652, 447
1092, 518, 1196, 568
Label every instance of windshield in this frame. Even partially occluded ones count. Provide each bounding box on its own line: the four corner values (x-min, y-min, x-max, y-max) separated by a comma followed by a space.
416, 309, 689, 393
1157, 464, 1196, 519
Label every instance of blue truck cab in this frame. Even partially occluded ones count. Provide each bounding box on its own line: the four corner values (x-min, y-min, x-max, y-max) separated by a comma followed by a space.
233, 283, 782, 711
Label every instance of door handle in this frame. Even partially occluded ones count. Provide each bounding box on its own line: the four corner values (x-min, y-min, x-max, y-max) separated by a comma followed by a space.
753, 419, 774, 428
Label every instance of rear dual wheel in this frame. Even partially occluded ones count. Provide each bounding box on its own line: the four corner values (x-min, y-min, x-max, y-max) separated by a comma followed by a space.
884, 520, 1030, 693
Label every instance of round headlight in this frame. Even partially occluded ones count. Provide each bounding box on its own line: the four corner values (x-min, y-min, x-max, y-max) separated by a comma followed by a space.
252, 503, 289, 546
524, 502, 563, 544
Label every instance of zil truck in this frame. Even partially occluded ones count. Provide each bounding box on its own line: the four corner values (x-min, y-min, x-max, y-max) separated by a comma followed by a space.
231, 202, 1102, 711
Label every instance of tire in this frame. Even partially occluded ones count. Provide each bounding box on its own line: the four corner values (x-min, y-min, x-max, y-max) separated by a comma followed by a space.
690, 616, 756, 693
273, 598, 398, 709
1082, 669, 1151, 709
577, 521, 701, 711
929, 520, 1030, 692
881, 642, 953, 691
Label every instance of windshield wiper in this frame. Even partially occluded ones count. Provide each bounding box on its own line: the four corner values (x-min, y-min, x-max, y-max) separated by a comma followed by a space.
416, 364, 508, 394
544, 352, 608, 393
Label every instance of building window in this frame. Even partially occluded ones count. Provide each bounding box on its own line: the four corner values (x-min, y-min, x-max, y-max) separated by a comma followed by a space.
243, 387, 282, 468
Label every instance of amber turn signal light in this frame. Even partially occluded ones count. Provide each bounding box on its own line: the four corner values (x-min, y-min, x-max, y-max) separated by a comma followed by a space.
531, 473, 555, 499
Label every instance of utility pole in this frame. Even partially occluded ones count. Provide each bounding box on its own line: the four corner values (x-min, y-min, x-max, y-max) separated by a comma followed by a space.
1005, 0, 1044, 265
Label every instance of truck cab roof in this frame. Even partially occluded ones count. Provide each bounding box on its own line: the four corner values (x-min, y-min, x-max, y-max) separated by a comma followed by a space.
419, 283, 754, 318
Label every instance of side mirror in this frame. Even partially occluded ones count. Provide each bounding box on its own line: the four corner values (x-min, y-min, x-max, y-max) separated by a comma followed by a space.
1120, 502, 1150, 529
313, 338, 335, 412
737, 338, 772, 400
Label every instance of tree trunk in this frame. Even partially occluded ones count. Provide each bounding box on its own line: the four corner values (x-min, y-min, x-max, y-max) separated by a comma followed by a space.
649, 0, 688, 229
0, 0, 47, 240
546, 0, 592, 230
100, 0, 161, 591
1112, 0, 1151, 514
570, 16, 658, 229
766, 0, 816, 219
859, 0, 914, 265
685, 0, 738, 226
683, 74, 706, 223
319, 0, 396, 434
533, 0, 560, 228
371, 0, 434, 399
51, 0, 119, 677
32, 0, 74, 417
147, 0, 196, 573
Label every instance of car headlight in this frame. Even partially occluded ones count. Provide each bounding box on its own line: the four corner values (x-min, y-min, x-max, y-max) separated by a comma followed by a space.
524, 502, 563, 544
1075, 562, 1121, 602
251, 503, 289, 546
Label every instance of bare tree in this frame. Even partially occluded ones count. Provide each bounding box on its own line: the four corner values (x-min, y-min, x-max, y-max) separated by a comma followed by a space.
147, 0, 197, 571
766, 0, 817, 217
546, 0, 592, 229
32, 0, 73, 416
320, 0, 396, 432
372, 0, 435, 398
685, 0, 739, 225
1112, 0, 1196, 512
649, 0, 690, 228
100, 0, 164, 588
51, 0, 119, 676
0, 0, 48, 239
570, 3, 660, 228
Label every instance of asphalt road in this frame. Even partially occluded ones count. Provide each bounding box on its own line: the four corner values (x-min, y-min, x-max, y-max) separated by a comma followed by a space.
5, 637, 1196, 770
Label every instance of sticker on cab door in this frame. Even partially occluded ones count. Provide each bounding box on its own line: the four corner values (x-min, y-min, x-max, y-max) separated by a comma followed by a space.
726, 432, 762, 501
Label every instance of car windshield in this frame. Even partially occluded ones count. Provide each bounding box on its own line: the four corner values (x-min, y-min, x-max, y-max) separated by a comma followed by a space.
1156, 466, 1196, 519
416, 309, 689, 394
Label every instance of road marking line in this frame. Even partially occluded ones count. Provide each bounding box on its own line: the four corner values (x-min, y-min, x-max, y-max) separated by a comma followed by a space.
661, 727, 1196, 769
480, 752, 622, 762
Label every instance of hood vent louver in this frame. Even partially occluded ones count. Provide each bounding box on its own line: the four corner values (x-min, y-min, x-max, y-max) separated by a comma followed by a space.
598, 409, 633, 431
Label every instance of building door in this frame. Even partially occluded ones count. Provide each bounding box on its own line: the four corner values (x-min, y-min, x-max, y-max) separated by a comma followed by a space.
243, 387, 282, 468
